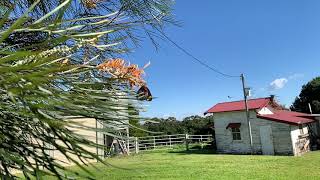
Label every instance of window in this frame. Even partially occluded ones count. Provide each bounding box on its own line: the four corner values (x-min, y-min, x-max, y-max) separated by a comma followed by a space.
231, 127, 241, 140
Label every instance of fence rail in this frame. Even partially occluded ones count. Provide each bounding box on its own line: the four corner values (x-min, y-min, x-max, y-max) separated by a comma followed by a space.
127, 134, 213, 154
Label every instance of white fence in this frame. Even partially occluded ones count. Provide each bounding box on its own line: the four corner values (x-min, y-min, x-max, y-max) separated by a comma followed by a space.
127, 134, 213, 154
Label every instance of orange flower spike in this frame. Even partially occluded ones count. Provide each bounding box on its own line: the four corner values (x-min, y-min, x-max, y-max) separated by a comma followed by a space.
97, 58, 148, 87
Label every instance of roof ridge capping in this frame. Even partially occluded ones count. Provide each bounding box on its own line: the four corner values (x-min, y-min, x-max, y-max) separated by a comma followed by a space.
205, 96, 274, 114
215, 97, 271, 104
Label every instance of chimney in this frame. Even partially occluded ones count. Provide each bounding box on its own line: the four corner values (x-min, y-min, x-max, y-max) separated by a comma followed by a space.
270, 95, 275, 102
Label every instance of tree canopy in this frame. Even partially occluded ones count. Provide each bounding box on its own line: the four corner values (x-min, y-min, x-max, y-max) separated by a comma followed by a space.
130, 115, 214, 137
291, 77, 320, 114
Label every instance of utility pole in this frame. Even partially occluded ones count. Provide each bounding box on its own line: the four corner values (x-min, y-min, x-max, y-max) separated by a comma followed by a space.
240, 74, 253, 154
308, 103, 313, 114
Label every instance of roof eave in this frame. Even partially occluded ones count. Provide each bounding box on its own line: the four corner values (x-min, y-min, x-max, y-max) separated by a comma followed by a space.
256, 115, 315, 126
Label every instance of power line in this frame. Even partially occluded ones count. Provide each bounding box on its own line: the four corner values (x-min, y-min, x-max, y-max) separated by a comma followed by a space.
157, 29, 239, 78
158, 30, 253, 153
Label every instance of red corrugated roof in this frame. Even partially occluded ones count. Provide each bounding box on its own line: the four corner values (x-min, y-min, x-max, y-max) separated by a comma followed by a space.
205, 97, 315, 125
257, 110, 315, 125
205, 97, 271, 114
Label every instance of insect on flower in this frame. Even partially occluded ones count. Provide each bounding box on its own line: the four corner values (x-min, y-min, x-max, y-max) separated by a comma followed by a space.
97, 58, 152, 101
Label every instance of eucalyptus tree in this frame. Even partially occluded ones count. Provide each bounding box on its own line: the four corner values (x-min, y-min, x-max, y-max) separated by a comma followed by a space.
0, 0, 173, 179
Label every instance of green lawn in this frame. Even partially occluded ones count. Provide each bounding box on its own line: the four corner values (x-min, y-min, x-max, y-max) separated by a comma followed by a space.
44, 146, 320, 180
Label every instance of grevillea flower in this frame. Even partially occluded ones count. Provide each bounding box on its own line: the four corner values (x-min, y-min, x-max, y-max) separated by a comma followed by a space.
97, 58, 149, 87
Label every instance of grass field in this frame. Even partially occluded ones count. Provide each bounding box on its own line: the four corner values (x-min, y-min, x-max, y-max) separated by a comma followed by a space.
43, 146, 320, 180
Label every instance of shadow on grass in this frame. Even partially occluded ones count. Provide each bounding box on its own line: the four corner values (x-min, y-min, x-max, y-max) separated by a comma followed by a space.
169, 145, 217, 155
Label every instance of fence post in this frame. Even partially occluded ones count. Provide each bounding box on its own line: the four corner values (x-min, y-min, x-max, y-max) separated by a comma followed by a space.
153, 136, 156, 149
185, 134, 189, 151
127, 138, 130, 155
169, 135, 172, 148
135, 137, 139, 154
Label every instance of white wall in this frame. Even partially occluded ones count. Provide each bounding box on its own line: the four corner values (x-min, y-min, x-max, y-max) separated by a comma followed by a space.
214, 110, 294, 155
290, 125, 309, 156
214, 111, 251, 154
50, 118, 101, 166
257, 107, 274, 115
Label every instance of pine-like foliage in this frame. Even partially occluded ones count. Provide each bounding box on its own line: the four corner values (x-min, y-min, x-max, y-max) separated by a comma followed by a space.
0, 0, 173, 179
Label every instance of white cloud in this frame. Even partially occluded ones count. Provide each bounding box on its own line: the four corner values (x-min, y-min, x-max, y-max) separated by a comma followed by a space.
288, 73, 304, 80
269, 78, 288, 91
259, 73, 303, 93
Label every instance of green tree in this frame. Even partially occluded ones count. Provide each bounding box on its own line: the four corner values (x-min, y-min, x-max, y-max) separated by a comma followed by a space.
142, 115, 214, 136
181, 115, 214, 135
129, 118, 148, 137
291, 77, 320, 113
159, 117, 184, 135
0, 0, 173, 179
144, 117, 182, 135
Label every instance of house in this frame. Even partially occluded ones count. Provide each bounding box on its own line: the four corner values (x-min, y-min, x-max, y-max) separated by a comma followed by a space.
205, 96, 317, 156
46, 117, 130, 166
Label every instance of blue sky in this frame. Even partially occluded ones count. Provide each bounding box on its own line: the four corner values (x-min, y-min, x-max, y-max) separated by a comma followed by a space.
129, 0, 320, 119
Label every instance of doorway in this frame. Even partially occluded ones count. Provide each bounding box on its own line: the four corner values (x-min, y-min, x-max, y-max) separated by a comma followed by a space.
259, 125, 275, 155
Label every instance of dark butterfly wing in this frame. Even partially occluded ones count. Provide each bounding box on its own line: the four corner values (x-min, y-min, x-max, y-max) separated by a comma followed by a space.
137, 86, 152, 101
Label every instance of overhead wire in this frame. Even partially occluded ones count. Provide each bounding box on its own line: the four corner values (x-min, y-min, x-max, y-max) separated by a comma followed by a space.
156, 28, 240, 78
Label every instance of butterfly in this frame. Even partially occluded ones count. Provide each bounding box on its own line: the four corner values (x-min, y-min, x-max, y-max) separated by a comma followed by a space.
137, 86, 152, 101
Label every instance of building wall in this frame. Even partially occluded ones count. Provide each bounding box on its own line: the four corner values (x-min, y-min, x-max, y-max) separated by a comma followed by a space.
258, 107, 274, 115
50, 117, 130, 166
50, 118, 102, 166
310, 118, 320, 137
214, 110, 294, 155
290, 125, 309, 156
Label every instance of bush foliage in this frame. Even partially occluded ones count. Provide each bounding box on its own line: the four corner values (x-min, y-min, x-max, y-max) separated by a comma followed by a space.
130, 115, 214, 137
0, 0, 173, 179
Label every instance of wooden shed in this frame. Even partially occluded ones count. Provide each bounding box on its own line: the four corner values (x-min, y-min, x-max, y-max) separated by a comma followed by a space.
205, 96, 316, 156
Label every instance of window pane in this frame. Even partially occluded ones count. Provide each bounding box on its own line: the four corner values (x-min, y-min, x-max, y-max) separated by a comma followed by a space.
232, 133, 237, 140
232, 132, 241, 140
236, 133, 241, 140
231, 127, 241, 140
